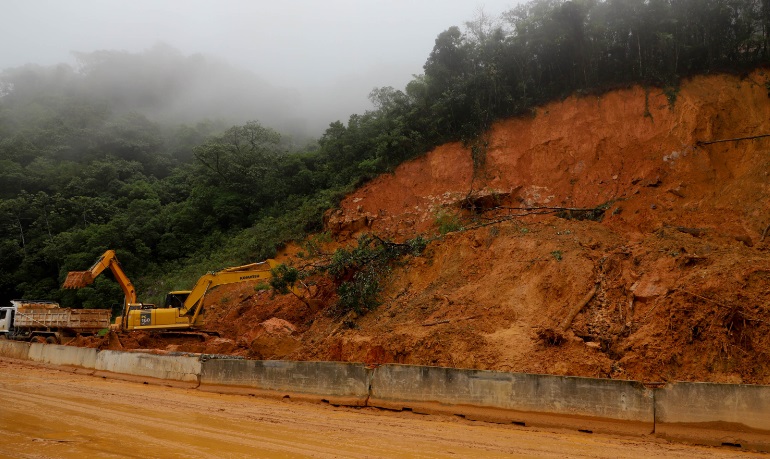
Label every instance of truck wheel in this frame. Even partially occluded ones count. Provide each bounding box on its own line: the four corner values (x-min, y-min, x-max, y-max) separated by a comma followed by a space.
45, 336, 58, 345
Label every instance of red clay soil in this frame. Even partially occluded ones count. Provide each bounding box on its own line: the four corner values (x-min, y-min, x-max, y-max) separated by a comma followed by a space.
89, 71, 770, 385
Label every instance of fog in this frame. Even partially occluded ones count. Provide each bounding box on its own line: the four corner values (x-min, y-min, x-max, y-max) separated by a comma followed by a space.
3, 0, 518, 138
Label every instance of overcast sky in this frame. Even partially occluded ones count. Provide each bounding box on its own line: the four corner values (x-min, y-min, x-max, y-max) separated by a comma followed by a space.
3, 0, 520, 133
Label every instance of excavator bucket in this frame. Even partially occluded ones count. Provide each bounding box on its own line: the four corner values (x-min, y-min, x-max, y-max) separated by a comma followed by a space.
62, 271, 95, 289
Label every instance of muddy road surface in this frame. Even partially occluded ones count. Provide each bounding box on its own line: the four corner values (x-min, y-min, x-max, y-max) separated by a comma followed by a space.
0, 358, 762, 458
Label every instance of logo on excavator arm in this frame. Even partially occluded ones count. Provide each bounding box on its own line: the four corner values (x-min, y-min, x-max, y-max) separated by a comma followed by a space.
239, 274, 265, 280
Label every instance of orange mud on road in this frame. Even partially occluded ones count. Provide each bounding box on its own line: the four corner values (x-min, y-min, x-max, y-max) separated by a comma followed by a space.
0, 359, 761, 459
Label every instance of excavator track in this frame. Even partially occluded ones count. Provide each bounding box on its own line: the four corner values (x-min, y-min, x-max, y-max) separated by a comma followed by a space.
156, 330, 220, 341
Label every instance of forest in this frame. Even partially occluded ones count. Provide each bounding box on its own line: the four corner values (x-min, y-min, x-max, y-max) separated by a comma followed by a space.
1, 0, 769, 313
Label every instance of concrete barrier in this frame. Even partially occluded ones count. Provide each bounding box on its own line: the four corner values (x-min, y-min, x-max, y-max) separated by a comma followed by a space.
200, 359, 371, 406
28, 343, 98, 369
655, 382, 770, 452
0, 339, 30, 360
5, 340, 770, 451
94, 350, 202, 387
369, 364, 654, 435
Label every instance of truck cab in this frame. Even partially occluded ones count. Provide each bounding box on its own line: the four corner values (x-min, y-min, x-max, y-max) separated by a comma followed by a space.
0, 306, 14, 336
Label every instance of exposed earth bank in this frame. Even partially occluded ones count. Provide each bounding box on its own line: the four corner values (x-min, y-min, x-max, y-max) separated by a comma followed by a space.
80, 71, 770, 385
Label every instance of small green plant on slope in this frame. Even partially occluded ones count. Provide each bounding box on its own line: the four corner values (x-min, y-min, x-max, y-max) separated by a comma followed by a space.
435, 210, 463, 235
323, 233, 428, 316
269, 264, 301, 295
663, 85, 680, 109
298, 231, 333, 258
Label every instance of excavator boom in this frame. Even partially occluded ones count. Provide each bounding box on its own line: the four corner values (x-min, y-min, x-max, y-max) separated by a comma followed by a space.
185, 260, 279, 325
62, 250, 138, 306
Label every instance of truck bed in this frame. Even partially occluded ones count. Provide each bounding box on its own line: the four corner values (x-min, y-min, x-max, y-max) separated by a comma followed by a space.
13, 308, 110, 332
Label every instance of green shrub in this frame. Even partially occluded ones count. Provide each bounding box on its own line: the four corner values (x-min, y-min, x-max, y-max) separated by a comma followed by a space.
436, 211, 463, 234
322, 233, 428, 316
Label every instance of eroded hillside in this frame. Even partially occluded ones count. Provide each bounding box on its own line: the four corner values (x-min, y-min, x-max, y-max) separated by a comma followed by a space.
97, 71, 770, 385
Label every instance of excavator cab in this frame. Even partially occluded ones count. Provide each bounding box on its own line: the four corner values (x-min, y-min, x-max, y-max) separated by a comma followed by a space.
164, 291, 190, 309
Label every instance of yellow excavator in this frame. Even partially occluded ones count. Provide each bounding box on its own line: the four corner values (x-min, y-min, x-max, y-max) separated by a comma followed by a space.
63, 250, 279, 332
62, 249, 138, 308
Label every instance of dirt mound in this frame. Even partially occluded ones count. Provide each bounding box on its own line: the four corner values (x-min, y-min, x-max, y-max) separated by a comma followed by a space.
105, 71, 770, 384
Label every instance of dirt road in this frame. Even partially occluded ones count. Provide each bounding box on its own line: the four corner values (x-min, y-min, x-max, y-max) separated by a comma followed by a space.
0, 358, 761, 458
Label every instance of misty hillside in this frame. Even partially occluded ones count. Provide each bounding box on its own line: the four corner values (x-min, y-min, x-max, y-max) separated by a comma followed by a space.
1, 0, 769, 314
1, 44, 332, 142
76, 45, 306, 134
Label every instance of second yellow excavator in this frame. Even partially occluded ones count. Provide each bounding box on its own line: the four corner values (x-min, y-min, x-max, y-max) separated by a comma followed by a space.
63, 250, 279, 332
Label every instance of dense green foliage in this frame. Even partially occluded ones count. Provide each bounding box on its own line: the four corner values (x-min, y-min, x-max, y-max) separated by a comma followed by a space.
1, 0, 769, 310
322, 234, 428, 315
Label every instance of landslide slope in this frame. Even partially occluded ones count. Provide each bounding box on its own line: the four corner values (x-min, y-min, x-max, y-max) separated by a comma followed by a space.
128, 72, 770, 385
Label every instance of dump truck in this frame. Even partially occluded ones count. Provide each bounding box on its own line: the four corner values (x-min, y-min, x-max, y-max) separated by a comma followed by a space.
63, 250, 282, 333
0, 300, 111, 344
